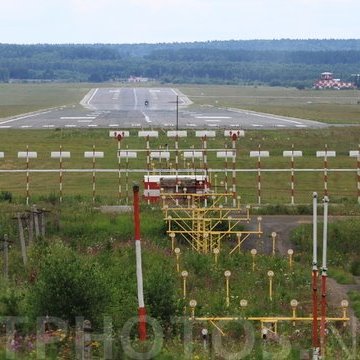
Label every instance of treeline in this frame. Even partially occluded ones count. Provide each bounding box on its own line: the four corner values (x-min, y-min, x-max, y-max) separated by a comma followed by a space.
0, 40, 360, 86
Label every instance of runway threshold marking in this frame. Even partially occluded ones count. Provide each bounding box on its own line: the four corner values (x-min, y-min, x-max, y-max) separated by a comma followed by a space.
0, 110, 52, 125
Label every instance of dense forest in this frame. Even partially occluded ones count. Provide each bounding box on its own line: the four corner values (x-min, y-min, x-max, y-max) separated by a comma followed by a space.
0, 39, 360, 87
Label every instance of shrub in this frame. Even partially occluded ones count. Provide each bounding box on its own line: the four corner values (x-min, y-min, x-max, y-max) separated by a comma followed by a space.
26, 241, 110, 327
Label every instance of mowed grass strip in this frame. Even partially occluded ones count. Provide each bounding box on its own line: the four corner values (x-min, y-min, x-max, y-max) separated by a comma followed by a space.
0, 128, 359, 204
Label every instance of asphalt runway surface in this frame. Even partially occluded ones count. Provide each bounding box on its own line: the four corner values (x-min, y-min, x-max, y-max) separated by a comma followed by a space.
0, 87, 328, 130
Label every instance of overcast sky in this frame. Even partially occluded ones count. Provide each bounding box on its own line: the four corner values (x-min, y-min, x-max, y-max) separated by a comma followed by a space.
1, 0, 359, 44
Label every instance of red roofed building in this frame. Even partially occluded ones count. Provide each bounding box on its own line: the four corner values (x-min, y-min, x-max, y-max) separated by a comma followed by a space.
313, 72, 356, 90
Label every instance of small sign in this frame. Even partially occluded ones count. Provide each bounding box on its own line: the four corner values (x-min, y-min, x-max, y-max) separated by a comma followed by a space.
84, 151, 104, 158
217, 151, 236, 158
250, 151, 270, 158
118, 151, 137, 158
167, 131, 187, 137
51, 151, 71, 159
183, 151, 203, 159
283, 150, 303, 157
349, 150, 360, 157
109, 130, 130, 138
195, 130, 216, 138
0, 152, 4, 158
150, 151, 170, 160
224, 130, 245, 137
18, 151, 37, 159
316, 151, 336, 157
138, 131, 159, 138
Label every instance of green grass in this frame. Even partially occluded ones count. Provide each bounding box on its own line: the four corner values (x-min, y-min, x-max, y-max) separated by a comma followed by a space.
178, 84, 360, 124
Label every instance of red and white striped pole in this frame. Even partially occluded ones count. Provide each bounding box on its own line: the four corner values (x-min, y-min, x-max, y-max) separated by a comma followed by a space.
312, 192, 320, 359
59, 145, 63, 203
117, 134, 122, 202
357, 145, 360, 204
320, 195, 329, 358
290, 145, 295, 205
146, 135, 150, 205
92, 145, 96, 204
203, 136, 208, 207
133, 184, 146, 341
232, 133, 237, 207
257, 144, 261, 205
224, 144, 228, 204
26, 145, 30, 206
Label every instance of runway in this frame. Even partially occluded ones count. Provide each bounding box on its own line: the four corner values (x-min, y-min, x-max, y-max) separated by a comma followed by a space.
0, 87, 327, 130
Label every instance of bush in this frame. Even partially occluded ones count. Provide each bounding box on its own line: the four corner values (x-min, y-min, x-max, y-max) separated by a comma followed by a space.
26, 241, 110, 327
0, 191, 12, 203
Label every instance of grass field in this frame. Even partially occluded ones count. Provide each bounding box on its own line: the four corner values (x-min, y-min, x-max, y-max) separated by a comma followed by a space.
0, 83, 359, 206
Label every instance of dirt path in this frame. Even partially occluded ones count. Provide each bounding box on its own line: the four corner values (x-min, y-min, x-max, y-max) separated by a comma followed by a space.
252, 215, 360, 336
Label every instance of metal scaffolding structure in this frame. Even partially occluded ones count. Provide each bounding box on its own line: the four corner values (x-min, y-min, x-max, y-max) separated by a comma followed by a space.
162, 191, 262, 254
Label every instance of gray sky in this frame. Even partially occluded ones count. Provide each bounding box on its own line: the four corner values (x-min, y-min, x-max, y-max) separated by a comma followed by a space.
1, 0, 359, 44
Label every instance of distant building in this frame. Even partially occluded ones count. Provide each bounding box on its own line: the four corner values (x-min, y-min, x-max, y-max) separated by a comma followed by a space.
313, 72, 356, 90
128, 76, 149, 83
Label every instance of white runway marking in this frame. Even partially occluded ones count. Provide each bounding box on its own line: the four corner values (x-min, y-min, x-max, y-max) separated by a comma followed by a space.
109, 124, 120, 127
65, 124, 76, 128
21, 125, 32, 128
0, 111, 51, 125
205, 119, 221, 122
88, 124, 98, 127
0, 125, 11, 128
296, 124, 308, 128
42, 125, 55, 128
77, 120, 93, 123
61, 117, 96, 120
196, 116, 231, 119
142, 112, 151, 123
252, 124, 264, 127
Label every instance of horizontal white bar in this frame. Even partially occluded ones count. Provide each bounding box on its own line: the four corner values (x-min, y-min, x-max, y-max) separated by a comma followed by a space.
217, 151, 236, 158
51, 151, 71, 159
18, 151, 37, 159
250, 151, 270, 157
224, 130, 245, 137
349, 150, 360, 157
150, 151, 170, 160
118, 151, 137, 158
138, 131, 159, 138
316, 151, 336, 157
167, 131, 188, 138
183, 151, 203, 159
84, 151, 104, 158
195, 130, 216, 138
109, 130, 130, 138
283, 150, 303, 157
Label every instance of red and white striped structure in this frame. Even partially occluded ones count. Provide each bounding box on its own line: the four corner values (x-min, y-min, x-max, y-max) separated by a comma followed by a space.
313, 72, 355, 90
133, 184, 146, 341
143, 175, 210, 202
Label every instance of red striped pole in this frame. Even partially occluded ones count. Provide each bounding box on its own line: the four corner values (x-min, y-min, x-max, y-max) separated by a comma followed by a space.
257, 144, 261, 205
175, 135, 179, 205
92, 145, 96, 204
59, 145, 63, 203
312, 192, 320, 359
146, 135, 150, 205
203, 136, 208, 207
232, 133, 237, 207
320, 196, 329, 357
117, 134, 122, 202
224, 144, 228, 204
290, 145, 295, 205
357, 145, 360, 204
26, 145, 30, 206
133, 185, 146, 341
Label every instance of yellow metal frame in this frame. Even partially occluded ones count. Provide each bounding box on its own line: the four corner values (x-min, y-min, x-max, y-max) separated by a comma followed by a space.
162, 191, 262, 253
